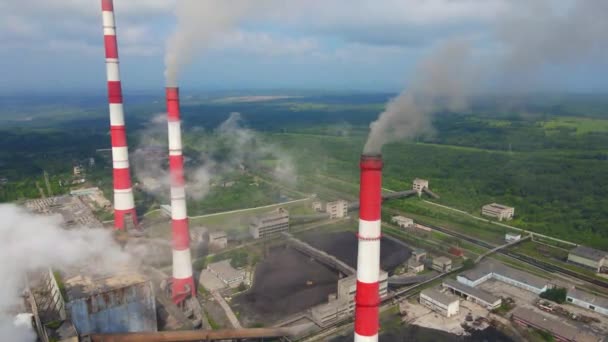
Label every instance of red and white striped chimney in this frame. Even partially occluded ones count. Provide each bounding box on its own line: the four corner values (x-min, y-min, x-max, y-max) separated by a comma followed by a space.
101, 0, 137, 230
166, 87, 195, 304
354, 154, 383, 342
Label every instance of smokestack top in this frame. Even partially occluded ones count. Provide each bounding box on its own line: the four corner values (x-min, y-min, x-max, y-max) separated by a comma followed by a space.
360, 154, 383, 170
101, 0, 113, 11
166, 87, 180, 100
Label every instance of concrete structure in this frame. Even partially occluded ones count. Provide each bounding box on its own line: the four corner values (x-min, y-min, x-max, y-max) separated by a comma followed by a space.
354, 154, 383, 342
443, 279, 502, 310
207, 260, 246, 288
166, 87, 195, 304
481, 203, 515, 221
511, 308, 600, 342
432, 256, 453, 272
419, 288, 460, 318
326, 200, 348, 219
457, 261, 549, 294
312, 201, 324, 212
25, 196, 103, 229
567, 246, 608, 273
505, 233, 522, 243
412, 178, 429, 194
73, 165, 83, 176
209, 231, 228, 250
100, 0, 137, 230
407, 257, 424, 273
63, 272, 157, 335
249, 208, 289, 239
312, 271, 388, 327
411, 248, 427, 262
391, 215, 414, 229
566, 288, 608, 316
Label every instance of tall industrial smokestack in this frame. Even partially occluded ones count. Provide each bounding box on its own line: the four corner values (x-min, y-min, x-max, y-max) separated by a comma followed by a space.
354, 154, 383, 342
166, 87, 195, 304
100, 0, 137, 230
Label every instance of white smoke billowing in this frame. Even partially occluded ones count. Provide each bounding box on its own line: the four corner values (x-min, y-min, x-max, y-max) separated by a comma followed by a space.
0, 205, 133, 341
164, 0, 275, 86
364, 0, 608, 153
132, 112, 297, 202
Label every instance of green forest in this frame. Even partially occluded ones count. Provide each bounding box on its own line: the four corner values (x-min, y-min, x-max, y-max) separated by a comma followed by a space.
1, 92, 607, 249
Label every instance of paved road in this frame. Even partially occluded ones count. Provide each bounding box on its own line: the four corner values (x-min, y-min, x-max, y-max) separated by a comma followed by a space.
211, 290, 242, 329
189, 197, 312, 220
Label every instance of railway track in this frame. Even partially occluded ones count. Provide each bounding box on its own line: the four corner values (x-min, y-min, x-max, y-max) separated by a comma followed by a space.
417, 218, 608, 289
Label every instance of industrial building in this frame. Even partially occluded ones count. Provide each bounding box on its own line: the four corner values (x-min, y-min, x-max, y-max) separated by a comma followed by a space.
505, 233, 522, 243
481, 203, 515, 221
208, 231, 228, 250
411, 248, 427, 262
29, 270, 157, 340
567, 245, 608, 273
326, 200, 349, 219
207, 260, 246, 288
391, 215, 414, 228
442, 279, 502, 310
311, 271, 388, 326
457, 262, 549, 294
432, 256, 453, 272
25, 196, 103, 229
566, 288, 608, 316
249, 207, 290, 239
511, 308, 600, 342
407, 257, 424, 273
412, 178, 429, 194
419, 288, 460, 318
311, 201, 324, 212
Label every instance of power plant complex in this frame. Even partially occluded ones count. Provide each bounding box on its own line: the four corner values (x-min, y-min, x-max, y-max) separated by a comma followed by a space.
16, 1, 608, 342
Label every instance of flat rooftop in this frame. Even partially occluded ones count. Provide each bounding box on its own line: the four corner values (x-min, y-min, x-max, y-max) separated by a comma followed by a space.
443, 278, 500, 305
420, 288, 458, 306
483, 203, 513, 210
568, 288, 608, 309
64, 272, 149, 301
569, 245, 607, 262
460, 262, 548, 290
208, 259, 244, 281
511, 307, 598, 342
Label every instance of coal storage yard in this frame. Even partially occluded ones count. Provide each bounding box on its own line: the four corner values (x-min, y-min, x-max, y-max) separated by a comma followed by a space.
300, 231, 411, 273
231, 245, 339, 326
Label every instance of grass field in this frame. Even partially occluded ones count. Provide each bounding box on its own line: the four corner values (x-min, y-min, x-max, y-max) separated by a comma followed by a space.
542, 117, 608, 135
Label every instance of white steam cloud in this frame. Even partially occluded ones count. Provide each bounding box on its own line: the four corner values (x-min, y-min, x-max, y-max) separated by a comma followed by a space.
164, 0, 275, 86
0, 205, 132, 341
132, 112, 297, 202
364, 0, 608, 153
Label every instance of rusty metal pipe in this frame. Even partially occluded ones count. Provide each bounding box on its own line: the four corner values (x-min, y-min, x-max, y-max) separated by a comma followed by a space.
89, 328, 290, 342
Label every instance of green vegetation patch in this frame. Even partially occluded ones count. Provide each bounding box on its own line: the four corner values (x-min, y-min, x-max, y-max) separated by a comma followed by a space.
542, 117, 608, 135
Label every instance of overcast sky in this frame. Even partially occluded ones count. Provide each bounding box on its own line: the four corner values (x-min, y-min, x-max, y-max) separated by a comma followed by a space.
0, 0, 607, 94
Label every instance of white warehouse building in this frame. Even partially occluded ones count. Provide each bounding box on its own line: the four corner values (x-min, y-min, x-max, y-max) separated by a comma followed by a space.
419, 288, 460, 318
566, 288, 608, 316
457, 262, 549, 294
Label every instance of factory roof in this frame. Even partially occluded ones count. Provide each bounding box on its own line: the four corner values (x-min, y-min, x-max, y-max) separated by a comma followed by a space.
208, 260, 244, 281
420, 288, 459, 306
460, 262, 548, 290
483, 203, 514, 210
209, 231, 227, 239
567, 288, 608, 309
433, 256, 452, 265
569, 246, 607, 262
511, 308, 598, 342
443, 279, 501, 305
64, 272, 149, 301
